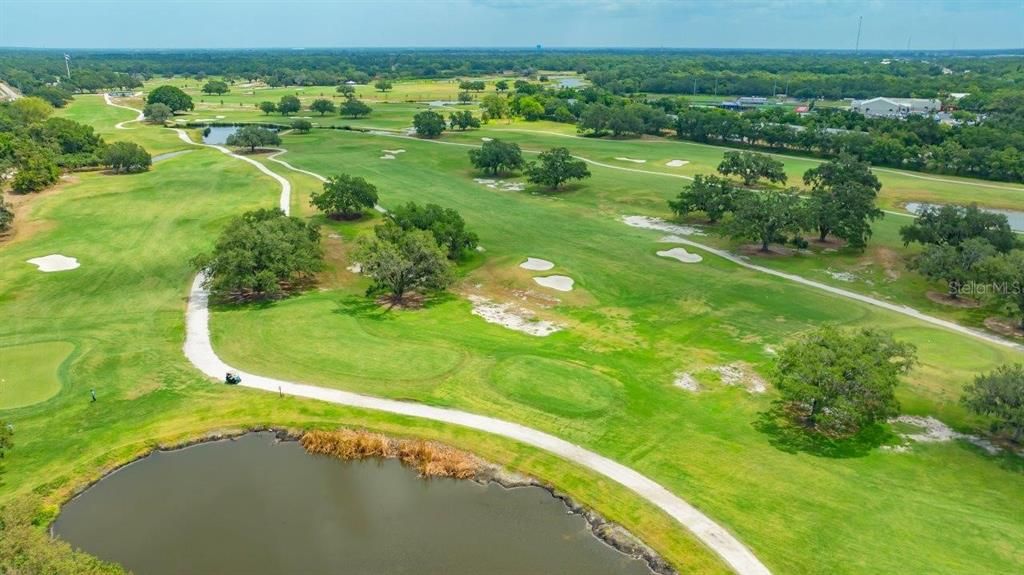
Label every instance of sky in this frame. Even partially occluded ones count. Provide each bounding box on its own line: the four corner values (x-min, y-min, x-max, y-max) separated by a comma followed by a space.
1, 0, 1022, 51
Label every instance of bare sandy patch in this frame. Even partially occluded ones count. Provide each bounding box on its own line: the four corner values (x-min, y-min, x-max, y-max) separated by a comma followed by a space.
520, 257, 555, 271
984, 317, 1024, 339
26, 254, 79, 272
474, 178, 526, 192
823, 269, 857, 282
893, 415, 1000, 454
711, 363, 767, 393
673, 371, 700, 392
382, 149, 406, 154
665, 160, 689, 167
468, 295, 562, 336
615, 157, 646, 164
481, 137, 493, 142
346, 262, 362, 274
657, 247, 702, 264
738, 244, 797, 257
533, 275, 574, 292
380, 154, 396, 160
621, 215, 703, 236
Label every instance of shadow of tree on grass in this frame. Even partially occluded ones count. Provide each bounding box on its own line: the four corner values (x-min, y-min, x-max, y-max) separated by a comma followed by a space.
754, 402, 899, 459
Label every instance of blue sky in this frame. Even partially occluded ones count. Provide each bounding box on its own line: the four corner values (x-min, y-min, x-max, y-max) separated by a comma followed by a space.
2, 0, 1022, 50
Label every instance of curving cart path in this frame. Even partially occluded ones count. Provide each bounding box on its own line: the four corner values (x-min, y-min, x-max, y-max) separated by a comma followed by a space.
104, 93, 145, 129
159, 124, 772, 575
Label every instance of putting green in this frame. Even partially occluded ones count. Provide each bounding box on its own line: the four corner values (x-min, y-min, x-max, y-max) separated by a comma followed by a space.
0, 341, 73, 410
490, 355, 620, 418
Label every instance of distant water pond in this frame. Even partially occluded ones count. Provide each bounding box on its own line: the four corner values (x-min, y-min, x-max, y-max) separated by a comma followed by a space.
53, 433, 653, 575
904, 202, 1024, 232
202, 126, 238, 145
554, 77, 585, 88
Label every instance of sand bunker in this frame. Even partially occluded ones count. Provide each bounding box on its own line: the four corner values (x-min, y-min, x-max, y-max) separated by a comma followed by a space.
468, 295, 562, 337
380, 154, 396, 160
673, 372, 700, 392
622, 215, 703, 236
665, 160, 689, 167
481, 137, 493, 142
657, 247, 702, 264
533, 275, 574, 292
346, 262, 362, 274
520, 257, 555, 271
474, 178, 526, 192
27, 254, 79, 272
215, 115, 225, 119
615, 157, 646, 164
382, 149, 406, 154
712, 363, 767, 393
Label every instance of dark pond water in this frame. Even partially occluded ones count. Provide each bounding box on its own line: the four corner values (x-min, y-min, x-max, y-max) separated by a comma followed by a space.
905, 202, 1024, 232
53, 433, 652, 575
202, 126, 239, 145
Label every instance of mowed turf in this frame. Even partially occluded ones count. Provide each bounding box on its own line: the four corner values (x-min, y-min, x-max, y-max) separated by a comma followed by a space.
0, 100, 731, 575
209, 128, 1024, 574
0, 341, 73, 409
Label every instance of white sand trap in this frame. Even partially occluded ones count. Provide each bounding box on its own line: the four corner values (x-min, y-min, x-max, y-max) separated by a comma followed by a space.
380, 154, 396, 160
382, 149, 406, 154
346, 262, 362, 274
215, 115, 225, 119
674, 371, 700, 392
520, 257, 555, 271
192, 118, 216, 123
476, 245, 486, 252
468, 295, 562, 337
481, 137, 493, 142
533, 275, 574, 292
27, 254, 79, 272
824, 269, 856, 282
615, 157, 646, 164
622, 215, 704, 236
665, 160, 689, 167
657, 247, 703, 264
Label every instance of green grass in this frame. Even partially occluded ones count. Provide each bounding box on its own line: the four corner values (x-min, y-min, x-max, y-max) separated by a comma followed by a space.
3, 90, 1023, 575
0, 96, 730, 575
0, 341, 74, 410
208, 127, 1024, 575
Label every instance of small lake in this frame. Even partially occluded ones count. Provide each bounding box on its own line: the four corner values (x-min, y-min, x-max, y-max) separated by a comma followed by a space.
53, 433, 653, 575
904, 202, 1024, 232
202, 126, 239, 145
555, 77, 585, 88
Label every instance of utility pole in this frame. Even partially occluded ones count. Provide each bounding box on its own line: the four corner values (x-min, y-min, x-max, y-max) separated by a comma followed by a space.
64, 53, 71, 80
855, 16, 863, 52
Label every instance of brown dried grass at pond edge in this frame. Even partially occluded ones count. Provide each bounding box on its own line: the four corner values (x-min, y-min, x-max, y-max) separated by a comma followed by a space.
300, 429, 480, 479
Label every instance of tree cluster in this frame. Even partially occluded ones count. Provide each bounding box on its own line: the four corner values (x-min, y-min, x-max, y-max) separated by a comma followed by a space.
771, 326, 917, 438
192, 208, 323, 301
387, 201, 479, 259
901, 205, 1023, 324
0, 97, 108, 194
225, 126, 281, 152
310, 174, 378, 220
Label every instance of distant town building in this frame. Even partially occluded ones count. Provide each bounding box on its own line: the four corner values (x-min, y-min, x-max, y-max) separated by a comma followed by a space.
737, 96, 767, 107
851, 97, 941, 118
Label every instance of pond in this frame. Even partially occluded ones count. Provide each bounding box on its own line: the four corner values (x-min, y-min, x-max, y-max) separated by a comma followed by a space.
202, 126, 238, 145
555, 77, 586, 88
904, 202, 1024, 232
52, 433, 653, 575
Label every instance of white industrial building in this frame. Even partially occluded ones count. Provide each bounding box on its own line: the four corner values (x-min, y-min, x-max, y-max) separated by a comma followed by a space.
851, 97, 942, 118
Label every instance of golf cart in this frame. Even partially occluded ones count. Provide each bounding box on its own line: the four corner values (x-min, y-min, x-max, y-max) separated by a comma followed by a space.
225, 371, 242, 385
